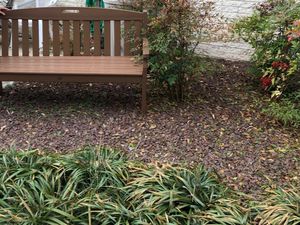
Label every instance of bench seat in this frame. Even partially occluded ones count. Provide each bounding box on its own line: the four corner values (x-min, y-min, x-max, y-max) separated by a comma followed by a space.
0, 56, 143, 82
0, 56, 144, 83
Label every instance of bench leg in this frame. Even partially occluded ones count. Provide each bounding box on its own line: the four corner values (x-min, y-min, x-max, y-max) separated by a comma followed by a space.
0, 81, 3, 96
141, 75, 147, 113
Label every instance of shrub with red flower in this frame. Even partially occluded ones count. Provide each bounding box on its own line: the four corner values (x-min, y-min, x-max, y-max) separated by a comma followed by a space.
236, 0, 300, 98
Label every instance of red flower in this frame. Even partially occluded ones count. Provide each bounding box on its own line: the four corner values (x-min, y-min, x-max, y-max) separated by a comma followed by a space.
271, 61, 289, 71
288, 35, 294, 42
260, 76, 272, 88
272, 61, 280, 68
280, 62, 289, 71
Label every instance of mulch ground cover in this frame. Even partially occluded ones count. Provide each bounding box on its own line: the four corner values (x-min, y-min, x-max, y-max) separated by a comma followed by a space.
0, 59, 299, 194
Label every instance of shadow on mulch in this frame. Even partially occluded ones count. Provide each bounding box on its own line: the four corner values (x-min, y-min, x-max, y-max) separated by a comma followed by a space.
0, 59, 299, 194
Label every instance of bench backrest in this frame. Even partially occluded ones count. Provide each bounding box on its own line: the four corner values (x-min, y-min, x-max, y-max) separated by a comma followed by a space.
0, 7, 147, 57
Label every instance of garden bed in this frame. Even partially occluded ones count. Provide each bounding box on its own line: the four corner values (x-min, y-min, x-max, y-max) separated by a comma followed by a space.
0, 59, 299, 194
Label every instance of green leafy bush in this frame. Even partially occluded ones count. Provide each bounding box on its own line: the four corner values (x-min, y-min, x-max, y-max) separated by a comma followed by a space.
119, 0, 218, 100
0, 148, 248, 225
235, 0, 300, 98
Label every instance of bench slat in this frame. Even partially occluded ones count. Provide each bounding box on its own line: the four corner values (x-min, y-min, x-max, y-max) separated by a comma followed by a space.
83, 21, 90, 56
22, 19, 30, 56
0, 74, 141, 84
93, 21, 101, 56
12, 19, 19, 56
0, 8, 145, 21
73, 20, 80, 56
135, 21, 142, 55
1, 19, 9, 56
43, 20, 50, 56
104, 21, 111, 56
114, 20, 121, 56
32, 20, 39, 56
124, 21, 131, 56
63, 20, 70, 56
53, 20, 60, 56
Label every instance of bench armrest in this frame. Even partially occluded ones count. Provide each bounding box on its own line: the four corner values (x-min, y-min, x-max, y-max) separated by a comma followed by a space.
143, 38, 149, 59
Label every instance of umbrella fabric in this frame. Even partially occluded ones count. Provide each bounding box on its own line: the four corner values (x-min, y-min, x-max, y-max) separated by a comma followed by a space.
85, 0, 105, 33
86, 0, 104, 7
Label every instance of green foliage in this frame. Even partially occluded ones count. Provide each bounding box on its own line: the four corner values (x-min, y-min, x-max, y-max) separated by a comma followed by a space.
119, 0, 217, 101
1, 148, 300, 224
235, 0, 300, 98
237, 0, 300, 128
254, 187, 300, 224
263, 91, 300, 127
0, 148, 248, 225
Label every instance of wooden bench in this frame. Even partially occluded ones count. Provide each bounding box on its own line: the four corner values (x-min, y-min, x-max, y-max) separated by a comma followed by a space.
0, 7, 148, 112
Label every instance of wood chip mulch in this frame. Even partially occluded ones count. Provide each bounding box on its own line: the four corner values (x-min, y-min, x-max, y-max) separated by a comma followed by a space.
1, 60, 299, 194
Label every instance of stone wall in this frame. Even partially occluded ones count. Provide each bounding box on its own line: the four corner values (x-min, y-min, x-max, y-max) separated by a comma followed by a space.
51, 0, 84, 7
0, 0, 8, 6
214, 0, 261, 19
196, 0, 263, 61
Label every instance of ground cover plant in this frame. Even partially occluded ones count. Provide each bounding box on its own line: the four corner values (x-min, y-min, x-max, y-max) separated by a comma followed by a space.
0, 148, 250, 225
255, 187, 300, 224
262, 92, 300, 127
1, 148, 300, 224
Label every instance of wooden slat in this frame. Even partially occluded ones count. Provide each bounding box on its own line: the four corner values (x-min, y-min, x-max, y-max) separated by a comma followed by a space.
114, 20, 121, 56
43, 20, 50, 56
52, 20, 60, 56
32, 20, 39, 56
22, 20, 30, 56
12, 19, 19, 56
0, 74, 141, 83
0, 7, 145, 21
83, 21, 90, 56
0, 57, 143, 76
93, 21, 101, 56
124, 21, 131, 56
1, 19, 9, 56
134, 21, 142, 55
73, 20, 80, 56
104, 21, 111, 56
63, 20, 70, 56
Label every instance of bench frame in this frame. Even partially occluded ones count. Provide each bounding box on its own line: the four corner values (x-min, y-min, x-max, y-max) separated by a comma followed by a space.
0, 7, 149, 112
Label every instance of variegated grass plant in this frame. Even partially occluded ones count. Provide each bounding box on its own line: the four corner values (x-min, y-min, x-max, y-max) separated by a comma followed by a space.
0, 148, 250, 225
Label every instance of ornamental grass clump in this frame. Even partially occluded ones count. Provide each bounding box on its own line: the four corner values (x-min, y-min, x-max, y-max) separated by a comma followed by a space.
254, 187, 300, 224
0, 148, 249, 225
